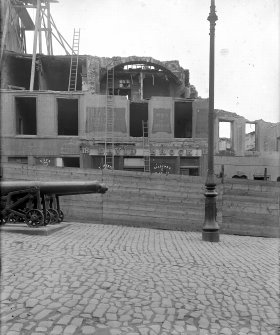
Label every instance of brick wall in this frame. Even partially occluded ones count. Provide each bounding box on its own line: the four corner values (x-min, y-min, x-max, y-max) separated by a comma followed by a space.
1, 164, 279, 237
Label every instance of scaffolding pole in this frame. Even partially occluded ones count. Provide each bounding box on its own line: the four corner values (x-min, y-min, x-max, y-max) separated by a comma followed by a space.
29, 0, 41, 91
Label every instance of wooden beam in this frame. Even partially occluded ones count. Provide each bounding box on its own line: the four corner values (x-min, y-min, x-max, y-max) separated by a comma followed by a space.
29, 0, 41, 91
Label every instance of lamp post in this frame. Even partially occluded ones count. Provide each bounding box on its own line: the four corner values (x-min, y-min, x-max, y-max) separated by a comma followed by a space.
202, 0, 220, 242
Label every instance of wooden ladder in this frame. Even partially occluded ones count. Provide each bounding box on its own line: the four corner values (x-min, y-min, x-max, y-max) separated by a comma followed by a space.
104, 66, 115, 169
68, 29, 80, 91
142, 120, 150, 172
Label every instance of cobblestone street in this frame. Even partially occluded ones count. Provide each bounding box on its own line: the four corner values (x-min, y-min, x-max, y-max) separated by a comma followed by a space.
1, 223, 279, 335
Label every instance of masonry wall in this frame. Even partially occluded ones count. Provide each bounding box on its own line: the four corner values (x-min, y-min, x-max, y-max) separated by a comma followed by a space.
220, 179, 279, 237
2, 164, 279, 237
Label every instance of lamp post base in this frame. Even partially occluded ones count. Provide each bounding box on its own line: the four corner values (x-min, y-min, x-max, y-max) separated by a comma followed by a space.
202, 230, 220, 242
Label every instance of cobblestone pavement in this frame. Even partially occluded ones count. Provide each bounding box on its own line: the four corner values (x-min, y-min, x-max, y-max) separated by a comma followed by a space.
1, 223, 279, 335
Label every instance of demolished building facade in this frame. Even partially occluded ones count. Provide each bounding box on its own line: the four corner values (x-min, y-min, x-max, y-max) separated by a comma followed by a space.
1, 0, 280, 181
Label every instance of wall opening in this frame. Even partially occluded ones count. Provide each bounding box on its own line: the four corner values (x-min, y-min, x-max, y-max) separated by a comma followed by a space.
123, 157, 144, 172
62, 157, 80, 167
41, 57, 84, 91
57, 99, 78, 135
174, 102, 192, 138
218, 121, 232, 152
130, 102, 148, 137
4, 55, 38, 90
276, 137, 280, 151
143, 75, 169, 99
15, 97, 37, 135
180, 157, 199, 176
245, 123, 256, 151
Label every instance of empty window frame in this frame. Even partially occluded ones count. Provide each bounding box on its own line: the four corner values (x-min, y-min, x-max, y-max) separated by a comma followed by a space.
180, 157, 200, 176
130, 102, 148, 137
218, 121, 232, 151
62, 157, 80, 168
245, 123, 256, 151
15, 97, 37, 135
57, 98, 78, 135
123, 157, 144, 172
174, 102, 192, 138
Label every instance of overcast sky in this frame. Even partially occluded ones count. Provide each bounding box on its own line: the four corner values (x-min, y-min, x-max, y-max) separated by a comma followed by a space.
27, 0, 280, 123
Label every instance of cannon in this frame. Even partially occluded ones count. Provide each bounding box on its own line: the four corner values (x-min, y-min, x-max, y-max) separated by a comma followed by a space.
0, 180, 108, 228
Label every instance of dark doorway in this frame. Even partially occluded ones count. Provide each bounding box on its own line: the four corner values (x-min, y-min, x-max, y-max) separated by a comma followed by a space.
62, 157, 80, 167
174, 102, 192, 138
15, 97, 37, 135
57, 99, 78, 135
130, 102, 148, 137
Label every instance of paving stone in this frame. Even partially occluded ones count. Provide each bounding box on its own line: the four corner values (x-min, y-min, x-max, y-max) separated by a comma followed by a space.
34, 309, 52, 320
63, 324, 77, 334
1, 224, 279, 335
81, 326, 96, 334
50, 325, 64, 335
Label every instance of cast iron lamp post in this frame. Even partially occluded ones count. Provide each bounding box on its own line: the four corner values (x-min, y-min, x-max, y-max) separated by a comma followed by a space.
202, 0, 220, 242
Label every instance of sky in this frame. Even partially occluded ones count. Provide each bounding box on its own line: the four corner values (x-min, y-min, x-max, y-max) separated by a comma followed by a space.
26, 0, 280, 123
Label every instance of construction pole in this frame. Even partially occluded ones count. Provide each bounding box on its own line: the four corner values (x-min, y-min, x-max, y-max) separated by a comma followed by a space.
0, 2, 10, 63
202, 0, 220, 242
30, 0, 41, 91
46, 0, 53, 55
38, 9, 42, 54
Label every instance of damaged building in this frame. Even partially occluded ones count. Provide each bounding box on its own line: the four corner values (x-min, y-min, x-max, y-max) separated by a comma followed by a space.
1, 0, 280, 181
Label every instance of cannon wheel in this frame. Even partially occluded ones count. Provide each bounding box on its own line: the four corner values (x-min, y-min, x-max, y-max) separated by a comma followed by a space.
48, 208, 59, 224
0, 216, 7, 225
7, 213, 17, 223
44, 210, 52, 226
58, 210, 64, 223
25, 209, 44, 227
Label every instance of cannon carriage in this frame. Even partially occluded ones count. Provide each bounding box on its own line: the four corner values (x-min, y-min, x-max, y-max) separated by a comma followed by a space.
0, 180, 108, 228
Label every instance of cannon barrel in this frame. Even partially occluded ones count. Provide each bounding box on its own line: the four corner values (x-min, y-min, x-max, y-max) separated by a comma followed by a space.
0, 180, 108, 196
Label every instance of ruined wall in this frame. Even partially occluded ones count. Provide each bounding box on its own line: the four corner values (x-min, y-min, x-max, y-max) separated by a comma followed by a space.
2, 164, 279, 238
192, 99, 209, 138
0, 91, 82, 164
149, 97, 174, 140
258, 121, 280, 152
215, 154, 280, 181
83, 93, 129, 139
86, 56, 187, 96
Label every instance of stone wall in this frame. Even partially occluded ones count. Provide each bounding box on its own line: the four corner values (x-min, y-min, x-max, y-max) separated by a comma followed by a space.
1, 164, 279, 238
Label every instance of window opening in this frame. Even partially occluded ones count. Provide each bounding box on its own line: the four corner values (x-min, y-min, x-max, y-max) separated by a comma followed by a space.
57, 99, 78, 135
62, 157, 80, 167
123, 157, 144, 172
218, 121, 232, 152
245, 123, 256, 151
174, 102, 192, 138
15, 97, 37, 135
130, 102, 148, 137
276, 137, 280, 152
180, 157, 199, 176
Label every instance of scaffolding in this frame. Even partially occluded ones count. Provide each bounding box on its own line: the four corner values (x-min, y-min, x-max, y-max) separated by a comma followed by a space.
1, 1, 75, 90
104, 66, 115, 169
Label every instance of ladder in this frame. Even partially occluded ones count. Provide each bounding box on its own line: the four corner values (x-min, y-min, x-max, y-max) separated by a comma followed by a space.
68, 29, 80, 91
104, 66, 115, 169
142, 121, 150, 172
